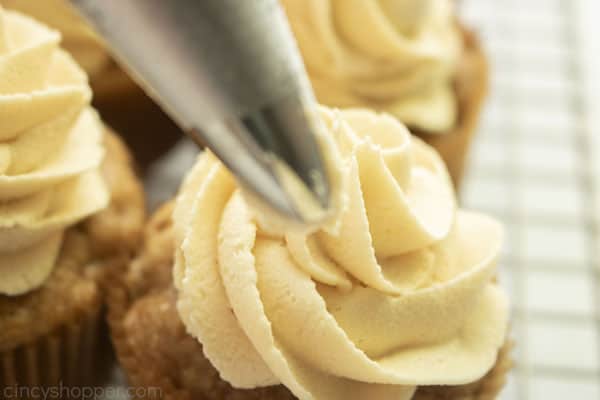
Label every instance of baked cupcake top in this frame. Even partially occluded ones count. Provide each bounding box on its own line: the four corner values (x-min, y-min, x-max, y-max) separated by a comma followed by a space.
173, 107, 508, 400
0, 6, 108, 295
281, 0, 462, 133
0, 0, 109, 77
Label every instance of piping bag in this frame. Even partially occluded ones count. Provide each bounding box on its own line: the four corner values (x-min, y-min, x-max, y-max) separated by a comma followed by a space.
70, 0, 335, 224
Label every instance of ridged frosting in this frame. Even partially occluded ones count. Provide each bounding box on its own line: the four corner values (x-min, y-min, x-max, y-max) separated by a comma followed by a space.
0, 0, 109, 77
281, 0, 462, 133
174, 106, 508, 400
0, 6, 108, 295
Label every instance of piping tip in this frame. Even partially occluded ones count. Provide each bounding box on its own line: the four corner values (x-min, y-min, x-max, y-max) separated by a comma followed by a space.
70, 0, 335, 225
192, 94, 333, 224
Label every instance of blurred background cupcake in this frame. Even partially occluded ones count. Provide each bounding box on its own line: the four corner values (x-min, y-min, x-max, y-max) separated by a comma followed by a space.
280, 0, 488, 187
0, 0, 184, 171
0, 5, 144, 388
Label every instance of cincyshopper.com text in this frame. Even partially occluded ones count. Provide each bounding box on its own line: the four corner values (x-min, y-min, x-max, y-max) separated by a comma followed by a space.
2, 382, 163, 399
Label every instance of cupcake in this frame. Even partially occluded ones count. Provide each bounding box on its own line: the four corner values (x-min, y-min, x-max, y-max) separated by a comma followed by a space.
0, 0, 184, 170
0, 6, 144, 388
109, 107, 511, 399
280, 0, 488, 187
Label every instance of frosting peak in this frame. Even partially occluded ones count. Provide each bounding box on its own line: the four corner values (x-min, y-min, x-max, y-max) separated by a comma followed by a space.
174, 107, 508, 400
0, 6, 108, 295
281, 0, 462, 133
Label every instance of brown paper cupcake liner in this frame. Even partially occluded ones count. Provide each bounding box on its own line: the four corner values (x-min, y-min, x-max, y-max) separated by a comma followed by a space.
1, 296, 102, 390
0, 131, 145, 395
417, 24, 489, 189
108, 205, 512, 400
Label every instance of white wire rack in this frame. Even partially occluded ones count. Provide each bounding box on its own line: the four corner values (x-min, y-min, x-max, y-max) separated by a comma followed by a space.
460, 0, 600, 398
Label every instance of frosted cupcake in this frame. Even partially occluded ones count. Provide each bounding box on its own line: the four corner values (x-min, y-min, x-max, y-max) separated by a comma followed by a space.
0, 6, 144, 387
109, 107, 511, 399
280, 0, 488, 187
0, 0, 184, 169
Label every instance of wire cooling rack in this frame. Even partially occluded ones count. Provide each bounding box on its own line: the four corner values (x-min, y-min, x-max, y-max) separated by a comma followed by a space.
460, 0, 600, 398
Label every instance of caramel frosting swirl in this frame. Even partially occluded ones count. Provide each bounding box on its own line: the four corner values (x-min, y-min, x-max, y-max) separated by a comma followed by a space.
281, 0, 462, 133
0, 0, 110, 77
0, 7, 108, 295
174, 107, 508, 400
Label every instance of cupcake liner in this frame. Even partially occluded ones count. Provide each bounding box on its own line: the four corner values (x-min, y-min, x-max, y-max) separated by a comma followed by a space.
0, 299, 101, 389
418, 24, 489, 188
109, 206, 512, 400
